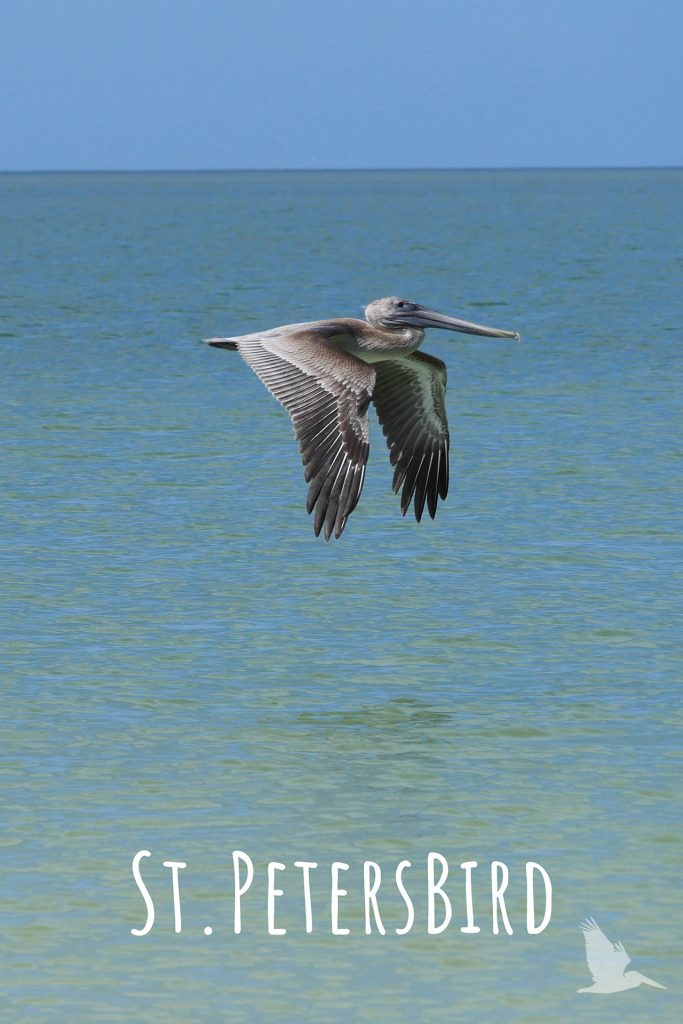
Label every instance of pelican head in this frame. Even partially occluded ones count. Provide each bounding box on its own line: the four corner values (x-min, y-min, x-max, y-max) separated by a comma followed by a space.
364, 297, 519, 339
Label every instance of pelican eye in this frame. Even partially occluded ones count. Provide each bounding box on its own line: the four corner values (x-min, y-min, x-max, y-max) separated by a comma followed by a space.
396, 301, 415, 311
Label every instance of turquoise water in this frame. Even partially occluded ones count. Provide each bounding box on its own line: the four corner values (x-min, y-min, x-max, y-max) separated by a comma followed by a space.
2, 170, 682, 1021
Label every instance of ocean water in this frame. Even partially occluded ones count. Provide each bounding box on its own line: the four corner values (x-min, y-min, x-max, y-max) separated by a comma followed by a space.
1, 169, 682, 1022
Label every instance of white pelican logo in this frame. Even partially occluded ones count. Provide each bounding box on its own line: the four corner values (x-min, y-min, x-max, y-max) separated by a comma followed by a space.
578, 918, 667, 994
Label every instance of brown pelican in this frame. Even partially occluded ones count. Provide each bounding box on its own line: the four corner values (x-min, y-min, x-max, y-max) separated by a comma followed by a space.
206, 297, 518, 540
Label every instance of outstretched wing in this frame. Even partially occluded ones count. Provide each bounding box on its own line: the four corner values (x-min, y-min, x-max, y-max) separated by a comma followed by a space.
580, 918, 630, 983
371, 352, 449, 521
217, 328, 376, 541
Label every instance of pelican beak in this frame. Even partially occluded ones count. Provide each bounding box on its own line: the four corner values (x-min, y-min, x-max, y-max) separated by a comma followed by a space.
639, 975, 667, 990
410, 306, 520, 340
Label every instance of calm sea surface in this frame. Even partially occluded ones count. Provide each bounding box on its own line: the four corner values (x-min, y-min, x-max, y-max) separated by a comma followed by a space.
2, 170, 682, 1021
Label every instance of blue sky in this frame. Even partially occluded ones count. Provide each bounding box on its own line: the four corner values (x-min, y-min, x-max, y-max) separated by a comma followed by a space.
2, 0, 682, 170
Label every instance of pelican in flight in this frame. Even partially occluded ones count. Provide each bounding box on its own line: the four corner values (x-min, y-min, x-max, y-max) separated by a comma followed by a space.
206, 297, 518, 540
578, 918, 667, 994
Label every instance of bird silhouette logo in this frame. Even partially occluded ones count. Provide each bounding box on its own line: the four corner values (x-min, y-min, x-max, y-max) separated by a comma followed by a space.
578, 918, 667, 994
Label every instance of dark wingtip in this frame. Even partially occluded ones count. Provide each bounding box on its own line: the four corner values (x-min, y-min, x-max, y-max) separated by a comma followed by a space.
334, 516, 348, 539
204, 338, 239, 350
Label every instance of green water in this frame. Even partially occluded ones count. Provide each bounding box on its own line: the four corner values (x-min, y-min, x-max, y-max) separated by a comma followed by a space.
1, 170, 682, 1021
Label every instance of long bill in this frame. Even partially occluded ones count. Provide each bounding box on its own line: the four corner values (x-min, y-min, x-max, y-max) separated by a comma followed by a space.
412, 306, 520, 340
639, 975, 667, 990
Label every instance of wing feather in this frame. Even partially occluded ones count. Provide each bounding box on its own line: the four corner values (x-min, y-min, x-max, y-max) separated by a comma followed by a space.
371, 352, 450, 522
233, 330, 375, 540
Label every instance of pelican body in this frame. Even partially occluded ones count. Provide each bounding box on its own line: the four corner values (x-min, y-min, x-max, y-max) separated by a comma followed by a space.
206, 297, 518, 540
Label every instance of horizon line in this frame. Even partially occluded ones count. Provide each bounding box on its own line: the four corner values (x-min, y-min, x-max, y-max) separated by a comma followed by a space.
1, 164, 682, 175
